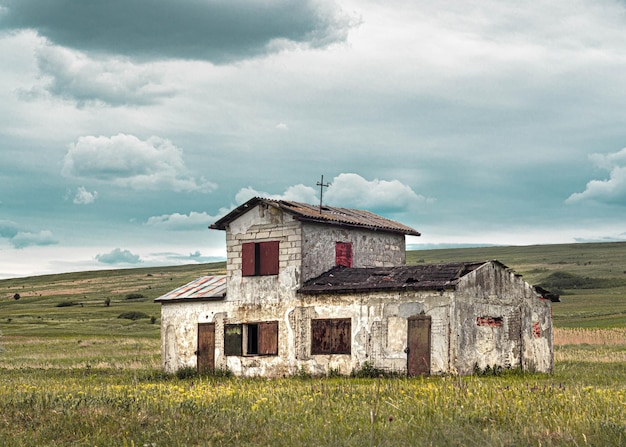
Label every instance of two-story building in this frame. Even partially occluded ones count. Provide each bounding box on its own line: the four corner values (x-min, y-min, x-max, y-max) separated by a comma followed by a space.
156, 197, 557, 377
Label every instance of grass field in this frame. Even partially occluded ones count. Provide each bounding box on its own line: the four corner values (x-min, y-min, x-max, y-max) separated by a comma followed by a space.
0, 243, 625, 445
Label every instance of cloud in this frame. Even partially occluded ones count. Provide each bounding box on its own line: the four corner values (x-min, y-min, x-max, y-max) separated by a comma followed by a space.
26, 44, 176, 106
231, 174, 431, 213
0, 220, 58, 248
324, 173, 432, 211
145, 211, 217, 231
10, 230, 58, 249
235, 184, 318, 204
72, 186, 98, 205
62, 134, 217, 193
0, 220, 19, 239
566, 148, 626, 205
95, 248, 142, 265
0, 0, 353, 63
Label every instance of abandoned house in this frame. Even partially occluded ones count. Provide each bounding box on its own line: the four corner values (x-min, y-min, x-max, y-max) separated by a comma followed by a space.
156, 197, 558, 377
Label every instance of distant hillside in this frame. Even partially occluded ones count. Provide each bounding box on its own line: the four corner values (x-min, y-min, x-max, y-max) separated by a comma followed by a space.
1, 242, 625, 330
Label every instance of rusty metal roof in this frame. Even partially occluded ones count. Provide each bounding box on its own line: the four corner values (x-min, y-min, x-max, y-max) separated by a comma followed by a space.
210, 197, 420, 236
154, 275, 226, 303
299, 262, 487, 294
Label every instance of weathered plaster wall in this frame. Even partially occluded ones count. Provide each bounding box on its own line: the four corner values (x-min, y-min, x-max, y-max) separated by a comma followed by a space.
161, 289, 455, 377
301, 223, 406, 282
453, 262, 554, 374
224, 203, 303, 304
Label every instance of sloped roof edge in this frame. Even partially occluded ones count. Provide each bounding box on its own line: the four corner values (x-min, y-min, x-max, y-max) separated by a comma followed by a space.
155, 275, 227, 303
298, 261, 489, 295
209, 197, 420, 236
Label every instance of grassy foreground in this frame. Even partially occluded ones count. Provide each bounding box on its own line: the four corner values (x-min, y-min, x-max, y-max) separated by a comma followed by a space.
1, 361, 625, 446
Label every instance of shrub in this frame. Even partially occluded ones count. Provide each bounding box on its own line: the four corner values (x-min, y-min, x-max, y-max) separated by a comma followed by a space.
125, 293, 145, 300
117, 311, 150, 321
538, 271, 625, 292
56, 301, 78, 308
350, 361, 402, 378
13, 293, 20, 300
104, 297, 111, 307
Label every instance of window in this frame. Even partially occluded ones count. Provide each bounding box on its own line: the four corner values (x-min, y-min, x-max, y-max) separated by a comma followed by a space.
335, 242, 352, 267
224, 321, 278, 356
311, 318, 351, 355
242, 241, 279, 276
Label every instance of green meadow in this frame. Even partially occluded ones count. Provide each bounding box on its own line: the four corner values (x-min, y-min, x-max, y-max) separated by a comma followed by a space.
1, 242, 625, 446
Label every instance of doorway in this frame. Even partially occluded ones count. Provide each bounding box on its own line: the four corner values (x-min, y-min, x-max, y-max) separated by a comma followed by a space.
407, 314, 431, 376
197, 323, 215, 373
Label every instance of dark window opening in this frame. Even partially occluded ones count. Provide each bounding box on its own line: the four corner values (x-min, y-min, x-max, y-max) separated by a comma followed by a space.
224, 321, 278, 356
242, 241, 279, 276
311, 318, 351, 355
247, 324, 259, 355
335, 242, 353, 267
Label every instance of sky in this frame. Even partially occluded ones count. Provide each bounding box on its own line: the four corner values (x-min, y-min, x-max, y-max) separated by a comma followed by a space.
1, 0, 626, 279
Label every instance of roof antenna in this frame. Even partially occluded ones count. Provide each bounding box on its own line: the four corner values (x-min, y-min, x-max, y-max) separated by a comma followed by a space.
316, 175, 330, 213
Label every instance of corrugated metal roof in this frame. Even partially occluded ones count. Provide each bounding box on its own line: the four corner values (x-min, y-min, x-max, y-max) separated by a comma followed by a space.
210, 197, 420, 236
299, 262, 487, 294
154, 275, 226, 302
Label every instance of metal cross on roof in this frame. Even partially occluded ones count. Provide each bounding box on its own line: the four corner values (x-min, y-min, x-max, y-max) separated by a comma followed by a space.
316, 175, 330, 213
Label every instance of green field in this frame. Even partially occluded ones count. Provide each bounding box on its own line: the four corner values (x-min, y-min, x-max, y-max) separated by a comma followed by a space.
1, 243, 625, 446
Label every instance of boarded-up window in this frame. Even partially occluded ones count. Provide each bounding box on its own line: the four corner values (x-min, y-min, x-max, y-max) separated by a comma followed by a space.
311, 318, 351, 355
224, 324, 243, 356
225, 321, 278, 356
242, 241, 279, 276
335, 242, 353, 267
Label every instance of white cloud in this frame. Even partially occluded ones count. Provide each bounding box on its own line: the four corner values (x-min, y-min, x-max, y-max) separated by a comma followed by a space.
72, 186, 98, 205
230, 174, 431, 213
95, 248, 142, 264
325, 173, 432, 211
62, 133, 217, 193
145, 211, 217, 231
10, 230, 58, 249
566, 148, 626, 205
235, 184, 318, 204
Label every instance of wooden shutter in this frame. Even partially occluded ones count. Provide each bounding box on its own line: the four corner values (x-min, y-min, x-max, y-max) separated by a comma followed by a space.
332, 319, 351, 354
242, 242, 256, 276
335, 242, 353, 267
258, 241, 279, 275
311, 319, 331, 354
224, 324, 243, 356
258, 321, 279, 355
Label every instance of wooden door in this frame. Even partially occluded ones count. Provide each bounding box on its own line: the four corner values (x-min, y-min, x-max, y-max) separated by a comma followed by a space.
197, 323, 215, 374
407, 315, 431, 376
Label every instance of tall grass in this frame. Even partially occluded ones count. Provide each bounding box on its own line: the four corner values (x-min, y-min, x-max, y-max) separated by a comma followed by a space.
1, 364, 624, 446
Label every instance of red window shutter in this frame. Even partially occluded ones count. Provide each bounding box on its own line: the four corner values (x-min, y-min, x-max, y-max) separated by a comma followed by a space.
242, 242, 256, 276
335, 242, 353, 267
258, 241, 279, 275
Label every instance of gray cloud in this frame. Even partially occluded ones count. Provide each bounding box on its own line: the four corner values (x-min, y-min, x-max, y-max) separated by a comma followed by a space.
30, 45, 176, 106
95, 248, 142, 264
0, 220, 58, 248
10, 230, 58, 249
62, 134, 217, 193
0, 0, 352, 63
